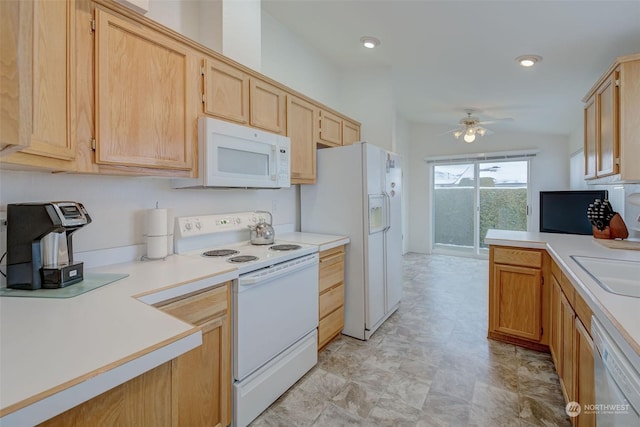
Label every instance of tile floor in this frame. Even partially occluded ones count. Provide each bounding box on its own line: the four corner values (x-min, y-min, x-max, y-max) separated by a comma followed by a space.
250, 253, 572, 426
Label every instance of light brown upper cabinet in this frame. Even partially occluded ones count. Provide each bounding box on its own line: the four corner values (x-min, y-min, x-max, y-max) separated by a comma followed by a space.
250, 78, 286, 134
583, 97, 597, 179
94, 6, 198, 172
342, 120, 361, 146
1, 0, 76, 169
318, 110, 343, 147
203, 58, 250, 124
287, 95, 318, 184
583, 54, 640, 181
595, 70, 619, 177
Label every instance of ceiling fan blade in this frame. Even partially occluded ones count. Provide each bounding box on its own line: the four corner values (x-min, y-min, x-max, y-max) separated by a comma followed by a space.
435, 128, 462, 137
477, 117, 514, 125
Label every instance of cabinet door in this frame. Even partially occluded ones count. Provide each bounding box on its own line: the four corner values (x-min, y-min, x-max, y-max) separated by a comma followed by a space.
157, 284, 232, 427
38, 362, 172, 427
596, 70, 620, 177
584, 96, 597, 179
250, 78, 285, 134
490, 264, 542, 341
203, 58, 249, 124
94, 7, 196, 171
318, 110, 342, 146
1, 0, 76, 164
549, 275, 563, 372
560, 291, 575, 402
574, 319, 595, 427
173, 314, 231, 427
287, 95, 318, 184
342, 120, 361, 146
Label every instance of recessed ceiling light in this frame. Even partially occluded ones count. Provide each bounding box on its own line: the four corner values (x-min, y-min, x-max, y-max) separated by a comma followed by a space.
360, 36, 381, 49
516, 55, 542, 67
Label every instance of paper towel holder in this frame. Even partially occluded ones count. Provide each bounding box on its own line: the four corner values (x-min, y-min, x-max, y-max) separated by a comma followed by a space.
141, 204, 170, 261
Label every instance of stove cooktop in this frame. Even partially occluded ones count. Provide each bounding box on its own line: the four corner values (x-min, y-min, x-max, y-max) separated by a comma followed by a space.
174, 213, 318, 273
183, 240, 318, 274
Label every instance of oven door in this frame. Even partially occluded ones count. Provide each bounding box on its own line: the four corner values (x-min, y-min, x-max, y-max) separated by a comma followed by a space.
234, 253, 319, 381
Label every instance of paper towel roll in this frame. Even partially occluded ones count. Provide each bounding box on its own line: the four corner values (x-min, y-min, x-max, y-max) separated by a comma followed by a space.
146, 208, 168, 237
146, 235, 169, 259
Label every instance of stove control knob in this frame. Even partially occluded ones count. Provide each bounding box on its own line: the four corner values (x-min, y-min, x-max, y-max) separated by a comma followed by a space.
236, 217, 241, 224
184, 222, 192, 231
195, 221, 202, 230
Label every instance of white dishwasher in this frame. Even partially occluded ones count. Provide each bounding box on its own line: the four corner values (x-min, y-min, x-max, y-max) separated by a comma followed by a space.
592, 317, 640, 426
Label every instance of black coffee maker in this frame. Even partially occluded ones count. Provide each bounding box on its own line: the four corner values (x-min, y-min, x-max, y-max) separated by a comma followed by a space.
6, 202, 92, 289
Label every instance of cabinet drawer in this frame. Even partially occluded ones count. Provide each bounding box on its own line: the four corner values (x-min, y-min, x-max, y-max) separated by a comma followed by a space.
319, 251, 345, 294
155, 283, 229, 326
318, 305, 344, 348
319, 283, 344, 319
493, 247, 543, 268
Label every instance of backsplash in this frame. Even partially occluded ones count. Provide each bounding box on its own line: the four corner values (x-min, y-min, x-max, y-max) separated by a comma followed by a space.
0, 169, 299, 282
624, 184, 640, 239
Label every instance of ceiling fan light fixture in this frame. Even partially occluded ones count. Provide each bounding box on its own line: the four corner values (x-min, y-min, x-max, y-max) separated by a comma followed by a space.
477, 128, 487, 136
453, 130, 463, 139
516, 55, 542, 67
360, 36, 381, 49
463, 132, 476, 143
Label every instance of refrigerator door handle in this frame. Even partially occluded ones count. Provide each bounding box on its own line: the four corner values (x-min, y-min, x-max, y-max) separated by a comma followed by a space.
383, 191, 391, 232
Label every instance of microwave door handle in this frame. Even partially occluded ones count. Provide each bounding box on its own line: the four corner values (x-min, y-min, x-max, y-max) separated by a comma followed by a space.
271, 145, 277, 181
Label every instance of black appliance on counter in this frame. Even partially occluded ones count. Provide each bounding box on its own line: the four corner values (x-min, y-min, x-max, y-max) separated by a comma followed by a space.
6, 202, 92, 289
539, 190, 608, 235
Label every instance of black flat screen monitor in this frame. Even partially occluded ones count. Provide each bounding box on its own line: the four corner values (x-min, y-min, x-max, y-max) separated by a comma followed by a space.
539, 190, 608, 235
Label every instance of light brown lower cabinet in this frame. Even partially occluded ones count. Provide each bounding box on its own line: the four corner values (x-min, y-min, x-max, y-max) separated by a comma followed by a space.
488, 246, 547, 351
491, 249, 597, 427
39, 282, 232, 427
155, 283, 232, 427
38, 362, 172, 427
549, 274, 563, 373
560, 290, 576, 402
318, 246, 345, 350
574, 318, 596, 427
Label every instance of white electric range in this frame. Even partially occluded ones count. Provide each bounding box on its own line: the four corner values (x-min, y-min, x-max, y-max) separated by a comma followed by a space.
174, 212, 319, 427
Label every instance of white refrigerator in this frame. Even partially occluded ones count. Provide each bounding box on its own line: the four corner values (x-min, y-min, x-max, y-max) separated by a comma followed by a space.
301, 142, 402, 340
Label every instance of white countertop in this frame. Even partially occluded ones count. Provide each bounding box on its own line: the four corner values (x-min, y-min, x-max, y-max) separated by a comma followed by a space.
0, 255, 237, 425
279, 232, 350, 252
485, 229, 640, 366
0, 232, 344, 425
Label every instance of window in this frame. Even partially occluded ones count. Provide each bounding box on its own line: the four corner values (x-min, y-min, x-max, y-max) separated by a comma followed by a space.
432, 159, 530, 256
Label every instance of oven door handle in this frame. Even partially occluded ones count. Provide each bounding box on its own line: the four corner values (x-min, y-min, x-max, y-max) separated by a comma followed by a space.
238, 254, 319, 287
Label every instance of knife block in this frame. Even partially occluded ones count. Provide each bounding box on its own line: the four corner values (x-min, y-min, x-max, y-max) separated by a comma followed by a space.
593, 213, 629, 239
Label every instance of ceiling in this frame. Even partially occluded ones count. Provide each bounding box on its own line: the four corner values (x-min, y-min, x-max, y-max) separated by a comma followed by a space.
262, 0, 640, 136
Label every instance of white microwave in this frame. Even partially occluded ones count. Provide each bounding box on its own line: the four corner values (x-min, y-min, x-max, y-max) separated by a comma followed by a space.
172, 117, 291, 189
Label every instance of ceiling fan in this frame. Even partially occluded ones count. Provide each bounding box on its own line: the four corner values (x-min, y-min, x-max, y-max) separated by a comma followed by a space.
446, 109, 513, 143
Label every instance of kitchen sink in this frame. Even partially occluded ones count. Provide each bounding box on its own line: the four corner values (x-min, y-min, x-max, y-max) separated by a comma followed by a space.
571, 256, 640, 298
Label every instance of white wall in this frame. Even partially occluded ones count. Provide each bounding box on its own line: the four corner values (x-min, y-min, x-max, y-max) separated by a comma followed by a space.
261, 12, 341, 109
406, 123, 570, 254
339, 67, 395, 152
146, 0, 202, 43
